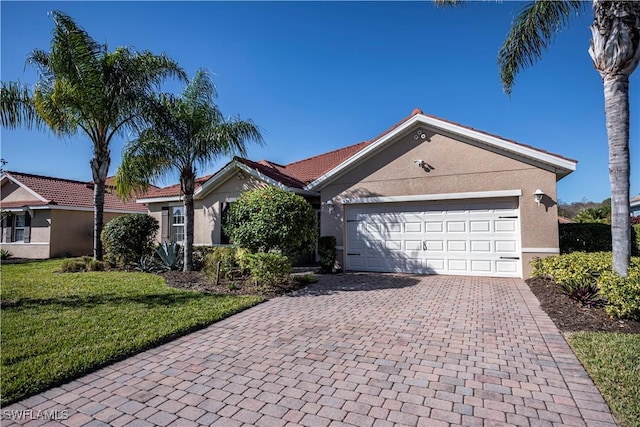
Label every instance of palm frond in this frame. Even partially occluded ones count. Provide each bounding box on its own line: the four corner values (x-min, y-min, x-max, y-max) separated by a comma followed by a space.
0, 82, 42, 129
498, 0, 586, 95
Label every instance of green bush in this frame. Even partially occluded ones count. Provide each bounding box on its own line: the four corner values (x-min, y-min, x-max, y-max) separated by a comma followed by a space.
235, 247, 251, 275
598, 271, 640, 320
192, 246, 217, 271
559, 223, 612, 254
532, 252, 640, 320
223, 186, 317, 257
531, 252, 615, 282
633, 224, 640, 256
245, 252, 291, 287
204, 247, 238, 282
60, 256, 104, 273
102, 214, 159, 268
318, 236, 337, 273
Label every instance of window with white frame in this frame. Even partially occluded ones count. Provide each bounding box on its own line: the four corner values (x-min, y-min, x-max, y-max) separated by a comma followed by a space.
172, 206, 185, 243
14, 213, 27, 242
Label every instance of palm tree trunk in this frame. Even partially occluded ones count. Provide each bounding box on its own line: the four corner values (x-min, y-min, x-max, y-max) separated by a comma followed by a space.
604, 75, 631, 276
181, 171, 196, 272
183, 193, 194, 272
91, 142, 111, 261
589, 0, 640, 276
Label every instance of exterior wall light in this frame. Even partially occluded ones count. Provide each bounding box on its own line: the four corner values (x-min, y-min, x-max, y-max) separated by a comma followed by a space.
534, 189, 545, 206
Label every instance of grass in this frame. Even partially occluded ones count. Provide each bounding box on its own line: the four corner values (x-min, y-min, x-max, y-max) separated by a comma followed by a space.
568, 332, 640, 427
0, 259, 263, 405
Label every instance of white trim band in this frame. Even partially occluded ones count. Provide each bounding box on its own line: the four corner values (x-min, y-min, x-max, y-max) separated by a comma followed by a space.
341, 189, 522, 205
521, 248, 560, 254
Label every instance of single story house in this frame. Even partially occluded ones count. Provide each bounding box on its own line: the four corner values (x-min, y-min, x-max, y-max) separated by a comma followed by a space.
0, 171, 147, 258
138, 109, 577, 278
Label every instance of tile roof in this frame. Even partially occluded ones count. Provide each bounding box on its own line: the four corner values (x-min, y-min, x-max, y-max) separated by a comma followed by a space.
141, 174, 214, 199
143, 108, 576, 199
1, 171, 147, 212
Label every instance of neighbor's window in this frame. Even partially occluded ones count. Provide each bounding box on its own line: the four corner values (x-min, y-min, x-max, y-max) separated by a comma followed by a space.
14, 214, 26, 242
172, 206, 185, 243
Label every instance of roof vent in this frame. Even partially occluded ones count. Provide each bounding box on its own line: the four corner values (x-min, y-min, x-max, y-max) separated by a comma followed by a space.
411, 108, 423, 116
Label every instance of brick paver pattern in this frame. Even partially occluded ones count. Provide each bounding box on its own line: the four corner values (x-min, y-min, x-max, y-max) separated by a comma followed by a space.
2, 274, 617, 427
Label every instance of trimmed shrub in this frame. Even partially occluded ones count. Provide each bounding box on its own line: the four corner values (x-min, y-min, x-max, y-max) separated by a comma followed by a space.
598, 271, 640, 320
224, 186, 317, 257
531, 252, 614, 282
60, 256, 105, 273
102, 214, 159, 268
559, 223, 611, 254
245, 252, 291, 286
633, 224, 640, 256
318, 236, 337, 273
293, 274, 318, 285
204, 247, 237, 282
192, 246, 216, 271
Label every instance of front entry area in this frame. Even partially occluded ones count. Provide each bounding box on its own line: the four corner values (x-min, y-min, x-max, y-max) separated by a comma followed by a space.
345, 197, 522, 277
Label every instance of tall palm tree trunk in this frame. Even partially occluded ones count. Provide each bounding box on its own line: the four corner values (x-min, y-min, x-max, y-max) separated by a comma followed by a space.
184, 193, 194, 272
91, 142, 111, 261
181, 171, 196, 271
604, 75, 631, 276
590, 0, 640, 276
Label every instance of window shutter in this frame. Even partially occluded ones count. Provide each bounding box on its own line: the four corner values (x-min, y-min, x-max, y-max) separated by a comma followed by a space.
161, 207, 170, 242
23, 212, 31, 243
3, 214, 12, 243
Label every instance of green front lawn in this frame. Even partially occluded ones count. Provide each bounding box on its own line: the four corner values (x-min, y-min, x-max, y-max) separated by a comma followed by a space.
0, 259, 263, 405
568, 332, 640, 427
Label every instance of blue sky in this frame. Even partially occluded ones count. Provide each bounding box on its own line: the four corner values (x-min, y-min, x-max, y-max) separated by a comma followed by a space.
1, 1, 638, 203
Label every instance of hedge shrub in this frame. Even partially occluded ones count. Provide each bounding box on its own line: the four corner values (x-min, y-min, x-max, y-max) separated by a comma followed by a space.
245, 252, 291, 286
559, 223, 611, 254
532, 252, 640, 320
204, 247, 238, 282
224, 186, 316, 257
318, 236, 337, 273
598, 271, 640, 320
102, 214, 159, 268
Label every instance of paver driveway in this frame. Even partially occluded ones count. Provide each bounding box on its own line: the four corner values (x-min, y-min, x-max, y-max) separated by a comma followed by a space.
2, 274, 617, 427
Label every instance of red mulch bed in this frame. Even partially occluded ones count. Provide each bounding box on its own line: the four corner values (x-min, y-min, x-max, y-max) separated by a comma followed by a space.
526, 277, 640, 333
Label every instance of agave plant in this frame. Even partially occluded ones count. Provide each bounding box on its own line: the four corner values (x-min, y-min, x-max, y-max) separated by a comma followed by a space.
155, 242, 183, 271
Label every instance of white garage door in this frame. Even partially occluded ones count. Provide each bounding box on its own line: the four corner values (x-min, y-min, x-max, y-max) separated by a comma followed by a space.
345, 198, 521, 277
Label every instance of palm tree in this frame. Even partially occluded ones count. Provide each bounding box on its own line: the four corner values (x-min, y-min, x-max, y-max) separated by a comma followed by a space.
439, 0, 640, 276
0, 11, 186, 260
115, 69, 263, 271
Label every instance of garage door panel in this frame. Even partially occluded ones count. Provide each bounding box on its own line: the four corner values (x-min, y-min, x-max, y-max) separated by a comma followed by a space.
346, 199, 521, 277
447, 241, 467, 251
470, 220, 491, 232
471, 259, 492, 273
470, 241, 491, 252
448, 259, 468, 271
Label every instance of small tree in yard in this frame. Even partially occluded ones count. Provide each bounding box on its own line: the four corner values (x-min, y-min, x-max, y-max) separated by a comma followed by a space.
102, 214, 159, 268
223, 186, 316, 257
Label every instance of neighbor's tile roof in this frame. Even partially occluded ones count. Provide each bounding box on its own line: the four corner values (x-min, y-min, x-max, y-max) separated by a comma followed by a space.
141, 175, 214, 199
144, 108, 576, 199
2, 171, 147, 212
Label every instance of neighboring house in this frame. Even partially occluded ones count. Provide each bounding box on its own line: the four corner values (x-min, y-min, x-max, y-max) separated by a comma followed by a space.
139, 109, 577, 278
0, 171, 147, 259
631, 195, 640, 216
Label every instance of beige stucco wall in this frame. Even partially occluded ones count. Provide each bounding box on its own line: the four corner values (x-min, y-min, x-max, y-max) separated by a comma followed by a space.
319, 128, 561, 278
0, 209, 51, 259
1, 180, 41, 203
146, 174, 265, 245
49, 210, 122, 257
